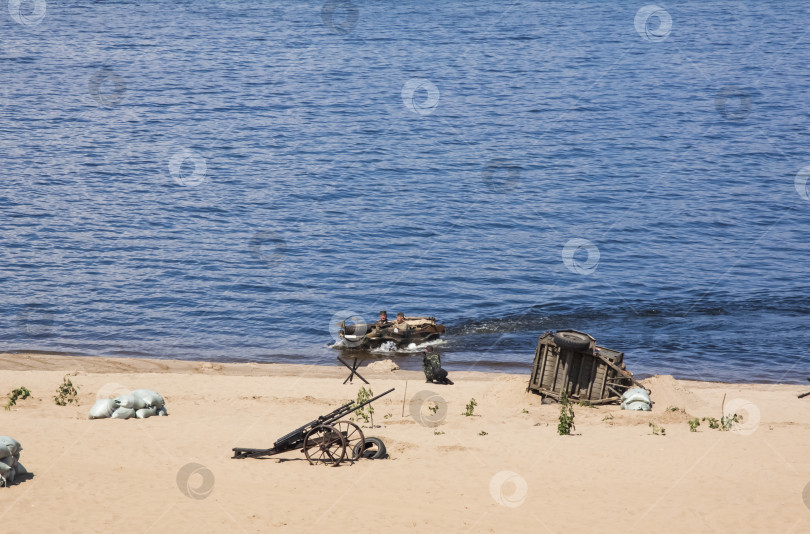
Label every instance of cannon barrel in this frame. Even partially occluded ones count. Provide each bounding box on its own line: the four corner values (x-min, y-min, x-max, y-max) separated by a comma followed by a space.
273, 390, 394, 450
321, 388, 396, 425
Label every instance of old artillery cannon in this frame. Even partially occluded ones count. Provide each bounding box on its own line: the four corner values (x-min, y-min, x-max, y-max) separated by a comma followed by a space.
232, 388, 394, 466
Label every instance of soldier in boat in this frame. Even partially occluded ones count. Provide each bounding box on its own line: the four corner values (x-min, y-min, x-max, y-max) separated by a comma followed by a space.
375, 310, 391, 329
392, 312, 411, 334
337, 312, 445, 350
368, 310, 391, 338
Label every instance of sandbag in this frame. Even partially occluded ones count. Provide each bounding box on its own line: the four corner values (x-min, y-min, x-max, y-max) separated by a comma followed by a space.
114, 394, 137, 409
135, 406, 157, 419
621, 387, 651, 405
623, 399, 652, 411
111, 406, 135, 419
1, 455, 17, 468
15, 462, 27, 475
621, 387, 651, 410
0, 444, 11, 460
132, 389, 165, 408
157, 407, 168, 416
88, 398, 118, 419
0, 460, 12, 479
0, 436, 22, 456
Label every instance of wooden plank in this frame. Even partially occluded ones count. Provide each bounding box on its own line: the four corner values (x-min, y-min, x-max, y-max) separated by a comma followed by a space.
563, 349, 573, 397
550, 347, 561, 394
598, 362, 608, 399
537, 344, 548, 390
592, 366, 605, 394
587, 396, 622, 405
575, 353, 589, 398
529, 342, 541, 390
541, 346, 555, 390
586, 357, 598, 400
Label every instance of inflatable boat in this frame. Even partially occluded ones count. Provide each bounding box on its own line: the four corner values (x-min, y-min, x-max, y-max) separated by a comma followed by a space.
337, 316, 446, 350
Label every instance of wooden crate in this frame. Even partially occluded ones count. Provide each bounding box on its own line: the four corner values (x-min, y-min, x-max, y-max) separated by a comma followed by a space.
527, 331, 634, 404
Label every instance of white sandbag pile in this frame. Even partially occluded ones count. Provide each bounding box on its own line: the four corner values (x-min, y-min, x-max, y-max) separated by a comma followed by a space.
0, 436, 27, 487
620, 387, 652, 411
88, 389, 168, 420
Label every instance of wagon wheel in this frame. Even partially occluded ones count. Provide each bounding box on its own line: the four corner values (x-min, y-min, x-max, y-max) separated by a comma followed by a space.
332, 421, 365, 461
303, 424, 347, 466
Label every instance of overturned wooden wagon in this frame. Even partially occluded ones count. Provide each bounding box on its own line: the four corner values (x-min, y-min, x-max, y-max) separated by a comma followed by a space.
528, 330, 639, 404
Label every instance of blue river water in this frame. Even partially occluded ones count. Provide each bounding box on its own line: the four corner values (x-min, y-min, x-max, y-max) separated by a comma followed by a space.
2, 1, 809, 383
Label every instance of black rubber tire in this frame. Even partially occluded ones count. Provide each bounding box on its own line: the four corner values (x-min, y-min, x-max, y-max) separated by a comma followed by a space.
352, 437, 387, 460
553, 331, 591, 351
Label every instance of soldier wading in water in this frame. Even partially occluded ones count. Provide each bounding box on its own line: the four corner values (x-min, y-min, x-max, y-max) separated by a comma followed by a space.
422, 346, 453, 385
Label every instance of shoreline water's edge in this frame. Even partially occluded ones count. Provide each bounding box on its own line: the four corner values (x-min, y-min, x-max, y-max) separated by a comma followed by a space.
2, 350, 808, 532
0, 350, 801, 387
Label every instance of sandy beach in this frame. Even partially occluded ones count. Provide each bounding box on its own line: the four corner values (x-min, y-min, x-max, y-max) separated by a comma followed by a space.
1, 351, 809, 533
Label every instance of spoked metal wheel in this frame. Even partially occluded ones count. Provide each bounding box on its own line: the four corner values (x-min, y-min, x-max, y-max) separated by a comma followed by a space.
332, 421, 365, 461
303, 424, 347, 466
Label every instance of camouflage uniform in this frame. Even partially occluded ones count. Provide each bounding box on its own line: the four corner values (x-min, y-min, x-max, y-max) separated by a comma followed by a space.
423, 352, 442, 382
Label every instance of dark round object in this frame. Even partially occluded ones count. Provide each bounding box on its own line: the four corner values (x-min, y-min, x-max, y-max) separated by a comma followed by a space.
553, 331, 591, 351
352, 436, 387, 460
333, 421, 365, 461
303, 424, 347, 466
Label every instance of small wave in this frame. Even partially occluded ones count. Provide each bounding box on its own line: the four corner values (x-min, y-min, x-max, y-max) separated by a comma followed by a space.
367, 339, 448, 354
329, 339, 349, 349
326, 339, 449, 354
371, 341, 398, 353
451, 293, 810, 336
